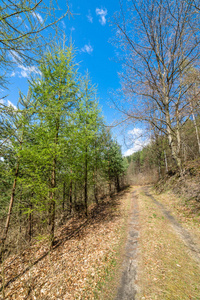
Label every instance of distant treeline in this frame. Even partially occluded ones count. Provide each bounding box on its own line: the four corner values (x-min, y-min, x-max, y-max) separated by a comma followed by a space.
126, 115, 200, 182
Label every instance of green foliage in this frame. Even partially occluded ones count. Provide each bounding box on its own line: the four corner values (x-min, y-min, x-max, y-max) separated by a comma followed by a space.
0, 44, 127, 250
104, 137, 128, 192
0, 0, 68, 89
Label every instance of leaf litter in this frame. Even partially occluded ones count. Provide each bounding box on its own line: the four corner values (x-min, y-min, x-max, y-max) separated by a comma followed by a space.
0, 190, 131, 300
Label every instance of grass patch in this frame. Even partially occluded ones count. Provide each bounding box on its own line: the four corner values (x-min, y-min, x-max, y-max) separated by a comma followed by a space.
152, 187, 200, 241
137, 188, 200, 300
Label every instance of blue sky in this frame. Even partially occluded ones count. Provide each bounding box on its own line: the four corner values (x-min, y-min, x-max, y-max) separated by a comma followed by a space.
1, 0, 146, 155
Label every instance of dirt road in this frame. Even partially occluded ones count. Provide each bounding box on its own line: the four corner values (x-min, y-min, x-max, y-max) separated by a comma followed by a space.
115, 191, 139, 300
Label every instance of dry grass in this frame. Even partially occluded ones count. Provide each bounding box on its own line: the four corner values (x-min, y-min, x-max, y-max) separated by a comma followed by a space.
129, 171, 158, 186
0, 189, 132, 300
152, 188, 200, 242
137, 187, 200, 300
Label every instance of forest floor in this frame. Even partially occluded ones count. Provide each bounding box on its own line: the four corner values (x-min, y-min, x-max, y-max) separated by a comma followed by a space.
0, 188, 132, 300
0, 185, 200, 300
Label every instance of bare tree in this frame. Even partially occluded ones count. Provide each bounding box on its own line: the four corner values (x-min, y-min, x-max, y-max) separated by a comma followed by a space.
112, 0, 200, 172
189, 0, 200, 11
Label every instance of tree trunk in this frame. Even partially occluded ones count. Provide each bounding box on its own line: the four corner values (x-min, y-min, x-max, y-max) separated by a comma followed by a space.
19, 188, 23, 234
1, 168, 19, 264
164, 150, 168, 173
27, 202, 32, 243
49, 157, 56, 248
0, 127, 24, 255
84, 146, 88, 216
191, 110, 200, 155
115, 175, 120, 193
49, 119, 59, 248
166, 109, 182, 173
62, 181, 66, 211
93, 170, 98, 205
69, 180, 73, 214
1, 162, 19, 253
108, 160, 112, 196
94, 142, 99, 205
74, 182, 77, 206
109, 181, 112, 196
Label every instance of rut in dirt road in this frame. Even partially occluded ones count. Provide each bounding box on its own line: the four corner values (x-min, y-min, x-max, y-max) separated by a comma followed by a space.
115, 192, 139, 300
143, 187, 200, 264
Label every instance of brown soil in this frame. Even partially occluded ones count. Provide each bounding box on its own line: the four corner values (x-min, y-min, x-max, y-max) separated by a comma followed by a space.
115, 191, 139, 300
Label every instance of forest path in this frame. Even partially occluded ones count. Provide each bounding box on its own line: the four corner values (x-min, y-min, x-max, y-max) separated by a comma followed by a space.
115, 191, 139, 300
114, 185, 200, 300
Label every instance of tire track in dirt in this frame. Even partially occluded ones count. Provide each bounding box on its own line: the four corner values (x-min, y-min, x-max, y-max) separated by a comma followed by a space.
115, 191, 139, 300
143, 186, 200, 264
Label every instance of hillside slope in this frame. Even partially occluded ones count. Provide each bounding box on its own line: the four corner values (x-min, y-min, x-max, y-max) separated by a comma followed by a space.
0, 190, 132, 300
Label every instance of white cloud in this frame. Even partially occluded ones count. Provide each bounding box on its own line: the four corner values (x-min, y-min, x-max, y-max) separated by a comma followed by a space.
32, 11, 43, 23
0, 99, 17, 110
124, 147, 139, 157
7, 100, 17, 110
61, 20, 66, 29
96, 8, 107, 25
87, 10, 93, 23
18, 65, 41, 78
10, 51, 42, 78
9, 50, 23, 63
81, 44, 93, 55
16, 15, 22, 21
10, 71, 16, 77
128, 128, 143, 137
9, 49, 41, 78
123, 128, 150, 156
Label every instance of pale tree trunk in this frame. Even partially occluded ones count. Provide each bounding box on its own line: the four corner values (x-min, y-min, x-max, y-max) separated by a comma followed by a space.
165, 108, 183, 173
167, 128, 182, 173
192, 111, 200, 155
175, 107, 183, 173
190, 100, 200, 155
164, 150, 168, 173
